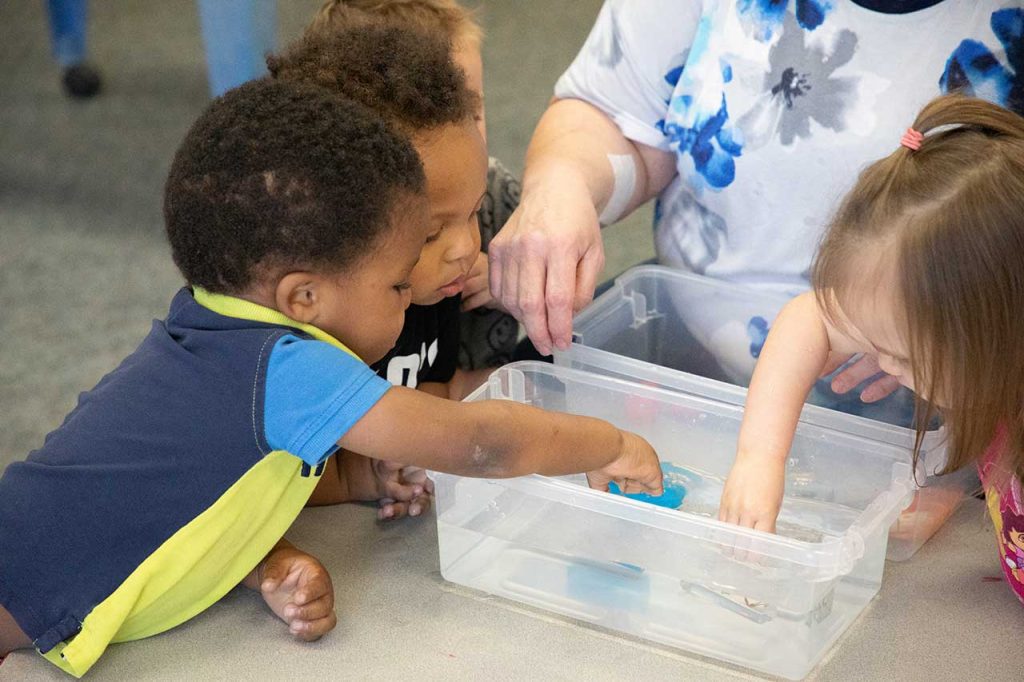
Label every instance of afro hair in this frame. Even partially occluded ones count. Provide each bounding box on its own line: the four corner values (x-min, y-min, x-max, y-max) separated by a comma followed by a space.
267, 21, 477, 136
164, 78, 425, 293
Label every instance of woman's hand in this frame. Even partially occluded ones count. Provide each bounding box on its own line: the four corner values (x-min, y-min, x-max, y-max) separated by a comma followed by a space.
824, 353, 901, 402
488, 163, 604, 355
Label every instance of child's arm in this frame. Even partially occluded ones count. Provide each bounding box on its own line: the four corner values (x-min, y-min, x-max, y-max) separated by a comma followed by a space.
243, 539, 336, 641
339, 387, 664, 494
306, 369, 492, 514
314, 371, 495, 512
719, 292, 862, 532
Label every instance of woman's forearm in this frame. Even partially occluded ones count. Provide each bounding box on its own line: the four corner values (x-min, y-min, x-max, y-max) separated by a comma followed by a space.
524, 98, 674, 222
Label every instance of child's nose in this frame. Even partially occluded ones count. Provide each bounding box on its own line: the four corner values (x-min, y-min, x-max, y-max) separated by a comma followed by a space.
446, 217, 481, 267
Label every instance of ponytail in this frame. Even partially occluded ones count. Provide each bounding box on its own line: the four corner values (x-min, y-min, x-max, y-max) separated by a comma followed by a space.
908, 93, 1024, 148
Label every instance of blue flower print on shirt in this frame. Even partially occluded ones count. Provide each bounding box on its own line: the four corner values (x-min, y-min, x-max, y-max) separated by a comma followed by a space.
665, 63, 685, 90
658, 49, 689, 108
738, 0, 834, 42
747, 316, 770, 359
660, 20, 742, 188
940, 9, 1024, 115
661, 93, 744, 189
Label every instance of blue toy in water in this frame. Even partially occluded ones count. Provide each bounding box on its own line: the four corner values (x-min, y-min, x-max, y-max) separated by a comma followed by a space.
607, 462, 693, 509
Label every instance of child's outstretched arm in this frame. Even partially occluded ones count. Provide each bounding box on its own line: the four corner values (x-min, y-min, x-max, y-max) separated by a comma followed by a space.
306, 373, 496, 516
719, 292, 859, 532
339, 387, 664, 495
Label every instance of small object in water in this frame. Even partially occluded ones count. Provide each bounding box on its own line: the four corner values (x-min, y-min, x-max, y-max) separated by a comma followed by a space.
607, 462, 692, 508
681, 581, 773, 624
565, 557, 650, 605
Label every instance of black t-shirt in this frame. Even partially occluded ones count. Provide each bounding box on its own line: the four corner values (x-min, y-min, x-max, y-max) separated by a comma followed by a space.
372, 294, 461, 388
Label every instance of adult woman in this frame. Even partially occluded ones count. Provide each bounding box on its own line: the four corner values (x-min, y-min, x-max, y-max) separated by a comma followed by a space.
490, 0, 1023, 400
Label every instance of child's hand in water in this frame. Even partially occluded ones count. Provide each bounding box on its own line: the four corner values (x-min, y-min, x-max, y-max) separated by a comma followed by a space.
250, 541, 336, 641
587, 431, 664, 496
719, 455, 785, 533
462, 252, 507, 313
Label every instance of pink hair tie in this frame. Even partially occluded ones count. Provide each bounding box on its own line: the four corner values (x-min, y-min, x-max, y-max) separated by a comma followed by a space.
901, 127, 924, 151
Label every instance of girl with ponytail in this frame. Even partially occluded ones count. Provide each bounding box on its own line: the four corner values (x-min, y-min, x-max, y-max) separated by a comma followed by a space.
719, 94, 1024, 603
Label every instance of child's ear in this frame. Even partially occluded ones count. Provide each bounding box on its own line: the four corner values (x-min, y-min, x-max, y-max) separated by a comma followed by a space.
275, 272, 321, 324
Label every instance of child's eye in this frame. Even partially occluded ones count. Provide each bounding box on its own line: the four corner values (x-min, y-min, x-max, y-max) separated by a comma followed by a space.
425, 230, 442, 244
393, 282, 411, 292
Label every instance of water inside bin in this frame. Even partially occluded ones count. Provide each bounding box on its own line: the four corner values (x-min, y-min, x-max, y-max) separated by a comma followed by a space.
604, 461, 837, 544
440, 362, 907, 676
442, 465, 851, 635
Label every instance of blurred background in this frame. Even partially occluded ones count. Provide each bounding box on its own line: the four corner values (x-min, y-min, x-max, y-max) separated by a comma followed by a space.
0, 0, 654, 469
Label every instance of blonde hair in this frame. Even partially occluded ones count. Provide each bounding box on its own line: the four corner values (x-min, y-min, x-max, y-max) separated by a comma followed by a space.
814, 94, 1024, 482
309, 0, 482, 46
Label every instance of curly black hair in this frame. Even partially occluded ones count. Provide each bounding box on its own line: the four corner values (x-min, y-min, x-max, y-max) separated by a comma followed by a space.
266, 21, 477, 135
164, 78, 425, 294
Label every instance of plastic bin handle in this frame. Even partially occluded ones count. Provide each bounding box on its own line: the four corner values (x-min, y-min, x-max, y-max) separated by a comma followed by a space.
839, 462, 915, 570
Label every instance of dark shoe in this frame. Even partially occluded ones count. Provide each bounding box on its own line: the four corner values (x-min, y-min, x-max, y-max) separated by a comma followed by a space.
62, 63, 102, 98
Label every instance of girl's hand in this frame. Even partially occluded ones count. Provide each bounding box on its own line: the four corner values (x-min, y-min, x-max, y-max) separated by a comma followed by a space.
253, 543, 337, 641
587, 431, 664, 495
462, 252, 506, 313
719, 455, 785, 533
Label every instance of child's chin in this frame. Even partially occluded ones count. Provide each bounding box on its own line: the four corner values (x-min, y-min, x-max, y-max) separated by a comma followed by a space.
365, 341, 397, 366
412, 291, 446, 306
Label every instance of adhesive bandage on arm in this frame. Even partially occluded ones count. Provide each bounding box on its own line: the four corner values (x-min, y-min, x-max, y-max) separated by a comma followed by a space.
598, 153, 638, 226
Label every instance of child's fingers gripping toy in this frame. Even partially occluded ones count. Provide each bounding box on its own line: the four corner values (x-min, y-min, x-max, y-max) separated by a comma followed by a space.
608, 461, 693, 509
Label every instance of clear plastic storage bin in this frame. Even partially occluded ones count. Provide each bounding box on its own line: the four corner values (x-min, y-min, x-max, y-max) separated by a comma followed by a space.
434, 363, 913, 680
557, 266, 977, 561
